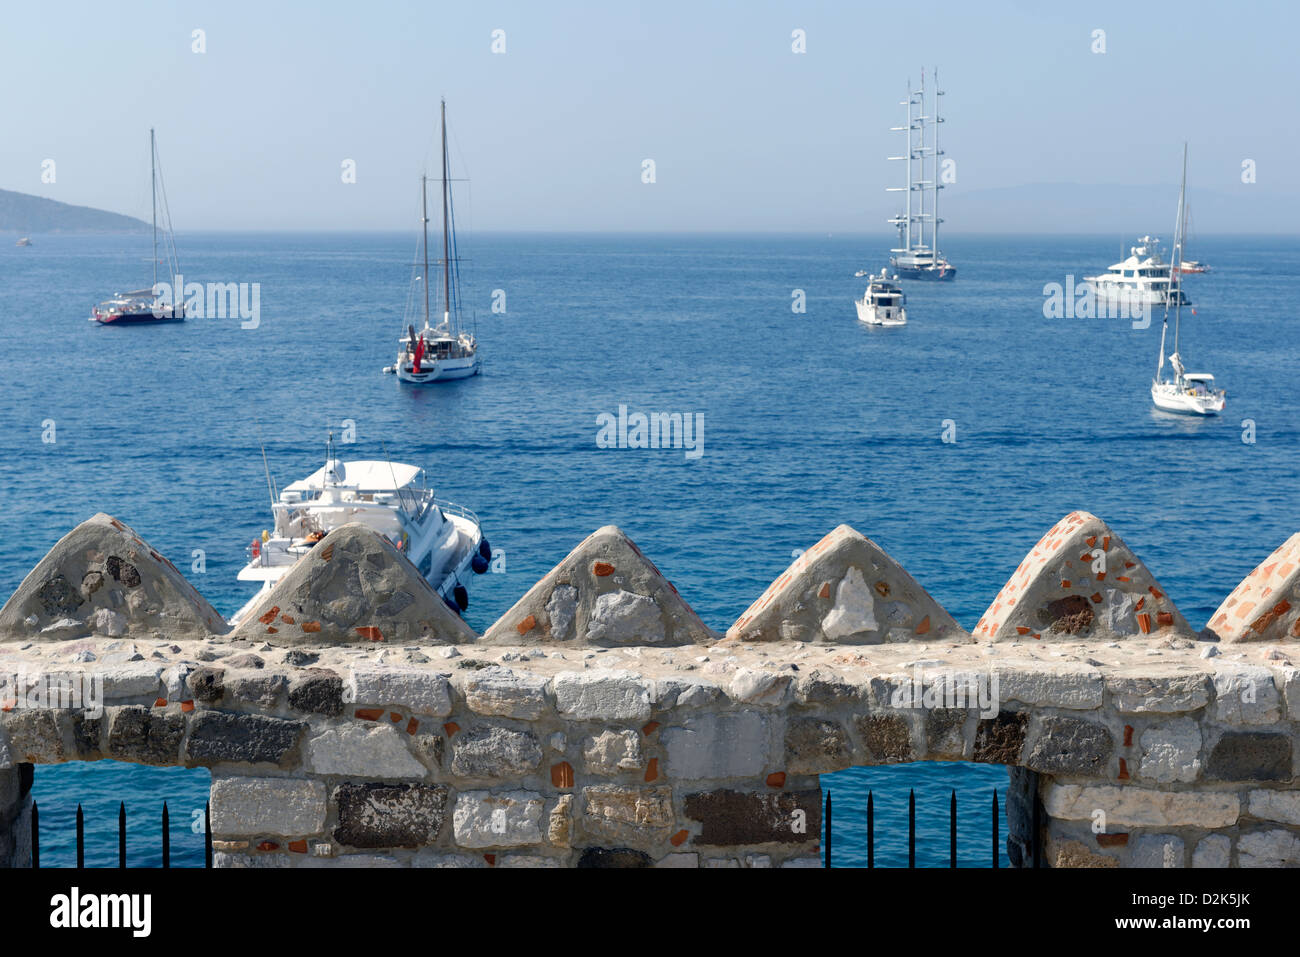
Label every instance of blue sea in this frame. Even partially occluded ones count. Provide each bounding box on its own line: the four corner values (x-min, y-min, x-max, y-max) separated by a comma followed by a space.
3, 231, 1297, 866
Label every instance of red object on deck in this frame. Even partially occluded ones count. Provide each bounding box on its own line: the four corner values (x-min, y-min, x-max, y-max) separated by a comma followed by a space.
413, 336, 425, 374
251, 538, 260, 559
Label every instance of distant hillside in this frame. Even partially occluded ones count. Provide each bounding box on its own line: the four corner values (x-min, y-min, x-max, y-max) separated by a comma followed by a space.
0, 189, 148, 234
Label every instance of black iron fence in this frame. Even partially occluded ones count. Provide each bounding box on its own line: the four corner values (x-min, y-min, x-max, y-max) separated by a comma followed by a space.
823, 788, 1039, 868
30, 800, 212, 868
30, 790, 1036, 868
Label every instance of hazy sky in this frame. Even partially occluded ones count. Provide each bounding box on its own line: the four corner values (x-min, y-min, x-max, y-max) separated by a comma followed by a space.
2, 0, 1295, 231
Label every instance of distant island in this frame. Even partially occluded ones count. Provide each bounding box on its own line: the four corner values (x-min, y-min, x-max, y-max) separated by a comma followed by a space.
0, 188, 148, 234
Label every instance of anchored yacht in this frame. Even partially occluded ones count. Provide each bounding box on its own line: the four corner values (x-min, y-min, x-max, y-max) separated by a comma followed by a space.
231, 434, 490, 625
1084, 236, 1191, 311
90, 129, 184, 325
1151, 145, 1224, 417
887, 68, 955, 281
384, 100, 480, 384
855, 270, 908, 326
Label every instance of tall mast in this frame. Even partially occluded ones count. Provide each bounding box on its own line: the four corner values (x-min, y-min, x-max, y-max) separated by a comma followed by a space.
441, 98, 451, 328
150, 128, 157, 289
932, 68, 943, 259
1171, 143, 1188, 360
421, 174, 430, 328
887, 81, 914, 253
916, 69, 926, 254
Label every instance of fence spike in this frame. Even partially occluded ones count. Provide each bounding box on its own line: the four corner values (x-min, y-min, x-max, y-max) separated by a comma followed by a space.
824, 791, 832, 868
204, 802, 213, 869
76, 803, 84, 869
950, 789, 957, 868
908, 789, 916, 869
30, 801, 39, 869
162, 802, 170, 869
866, 790, 874, 869
118, 801, 126, 868
992, 788, 999, 869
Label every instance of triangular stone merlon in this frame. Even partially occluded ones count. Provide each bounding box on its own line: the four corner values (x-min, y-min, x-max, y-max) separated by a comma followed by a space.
726, 524, 965, 644
976, 511, 1193, 642
480, 525, 715, 647
1206, 532, 1300, 643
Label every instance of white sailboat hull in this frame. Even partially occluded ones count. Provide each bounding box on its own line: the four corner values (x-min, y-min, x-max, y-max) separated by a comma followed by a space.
396, 353, 481, 383
1151, 382, 1225, 416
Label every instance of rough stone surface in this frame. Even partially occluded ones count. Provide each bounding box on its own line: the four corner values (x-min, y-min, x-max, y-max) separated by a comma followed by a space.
1, 711, 64, 763
973, 711, 1029, 764
998, 667, 1104, 710
683, 789, 821, 846
462, 667, 549, 720
1192, 834, 1232, 868
785, 717, 852, 774
1106, 675, 1211, 714
306, 723, 425, 778
1205, 732, 1292, 782
857, 714, 914, 762
210, 777, 328, 836
1247, 789, 1300, 826
345, 669, 452, 716
449, 726, 543, 779
452, 790, 545, 848
586, 590, 665, 645
582, 730, 644, 775
333, 782, 448, 848
1138, 719, 1203, 784
553, 670, 651, 721
1129, 834, 1185, 868
1026, 716, 1113, 775
185, 711, 305, 767
288, 671, 343, 716
576, 847, 653, 868
1237, 829, 1300, 867
662, 712, 769, 778
1043, 784, 1240, 828
582, 785, 674, 839
1212, 667, 1282, 725
107, 706, 184, 765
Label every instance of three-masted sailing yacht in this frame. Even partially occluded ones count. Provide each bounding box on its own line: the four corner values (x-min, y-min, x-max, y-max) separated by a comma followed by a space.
887, 69, 955, 281
385, 100, 481, 383
90, 128, 184, 325
1151, 144, 1225, 416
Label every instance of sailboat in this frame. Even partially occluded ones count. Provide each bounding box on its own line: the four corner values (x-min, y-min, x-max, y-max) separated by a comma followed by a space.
384, 100, 481, 383
1173, 205, 1211, 274
1151, 145, 1224, 416
887, 68, 955, 281
90, 128, 184, 325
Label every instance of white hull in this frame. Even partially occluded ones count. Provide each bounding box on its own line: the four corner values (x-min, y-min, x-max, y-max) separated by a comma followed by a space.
396, 354, 481, 383
855, 299, 907, 326
1083, 281, 1178, 307
1151, 382, 1224, 416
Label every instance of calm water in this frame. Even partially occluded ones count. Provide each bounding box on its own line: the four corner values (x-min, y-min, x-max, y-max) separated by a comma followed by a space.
3, 231, 1297, 866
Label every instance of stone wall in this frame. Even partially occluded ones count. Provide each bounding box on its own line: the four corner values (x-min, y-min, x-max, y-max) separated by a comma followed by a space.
0, 510, 1298, 868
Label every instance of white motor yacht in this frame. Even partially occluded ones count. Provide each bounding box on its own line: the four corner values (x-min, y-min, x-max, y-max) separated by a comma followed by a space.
855, 270, 908, 326
1084, 235, 1190, 311
231, 434, 490, 624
